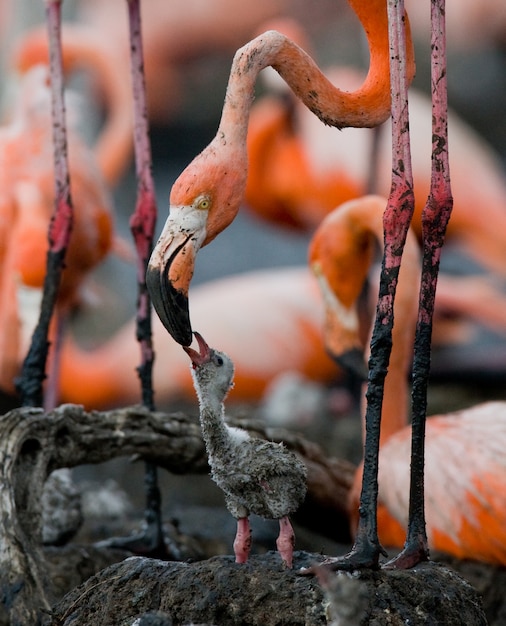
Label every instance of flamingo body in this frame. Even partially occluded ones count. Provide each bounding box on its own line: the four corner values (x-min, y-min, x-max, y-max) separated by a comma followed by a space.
247, 69, 506, 277
310, 195, 506, 566
379, 401, 506, 565
0, 26, 132, 395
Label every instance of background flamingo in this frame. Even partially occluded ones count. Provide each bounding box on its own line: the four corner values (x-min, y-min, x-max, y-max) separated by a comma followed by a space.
76, 0, 291, 127
0, 24, 132, 401
309, 195, 506, 566
52, 257, 506, 414
12, 23, 133, 188
245, 28, 506, 280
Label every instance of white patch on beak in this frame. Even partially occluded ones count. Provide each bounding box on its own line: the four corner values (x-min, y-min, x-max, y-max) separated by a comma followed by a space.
150, 204, 208, 269
313, 268, 359, 332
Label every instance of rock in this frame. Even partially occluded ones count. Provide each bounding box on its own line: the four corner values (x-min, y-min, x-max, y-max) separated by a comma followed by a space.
316, 560, 487, 626
129, 612, 174, 626
44, 543, 132, 600
436, 553, 506, 626
50, 551, 487, 626
42, 469, 83, 546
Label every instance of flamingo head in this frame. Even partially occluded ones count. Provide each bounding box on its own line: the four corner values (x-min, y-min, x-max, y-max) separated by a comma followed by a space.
311, 256, 369, 381
184, 331, 235, 402
147, 138, 247, 346
308, 203, 376, 382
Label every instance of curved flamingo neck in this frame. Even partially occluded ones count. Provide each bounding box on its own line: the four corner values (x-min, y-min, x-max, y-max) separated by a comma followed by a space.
172, 0, 414, 246
194, 380, 236, 457
13, 25, 133, 187
88, 49, 133, 188
218, 0, 414, 150
314, 196, 419, 445
60, 29, 133, 188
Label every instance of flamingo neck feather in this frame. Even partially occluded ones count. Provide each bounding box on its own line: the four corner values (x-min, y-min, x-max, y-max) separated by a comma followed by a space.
192, 370, 246, 456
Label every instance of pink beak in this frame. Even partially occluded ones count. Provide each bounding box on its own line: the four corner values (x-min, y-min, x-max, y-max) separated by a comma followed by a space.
183, 331, 211, 368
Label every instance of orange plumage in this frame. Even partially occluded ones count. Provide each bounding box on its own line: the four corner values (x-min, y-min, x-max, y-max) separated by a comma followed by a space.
0, 25, 132, 394
246, 37, 506, 279
310, 195, 506, 566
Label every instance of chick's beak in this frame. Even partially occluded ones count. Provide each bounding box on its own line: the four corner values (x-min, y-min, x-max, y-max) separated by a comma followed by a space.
183, 331, 211, 367
146, 212, 204, 346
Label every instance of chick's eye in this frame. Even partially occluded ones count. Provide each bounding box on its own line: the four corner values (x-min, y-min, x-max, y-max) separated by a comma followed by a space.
216, 356, 224, 366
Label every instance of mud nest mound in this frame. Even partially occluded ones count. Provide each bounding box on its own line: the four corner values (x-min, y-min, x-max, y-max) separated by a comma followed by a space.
51, 550, 486, 626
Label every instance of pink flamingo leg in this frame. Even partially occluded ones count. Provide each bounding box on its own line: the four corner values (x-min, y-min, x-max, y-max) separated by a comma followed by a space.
95, 0, 169, 559
233, 517, 252, 563
386, 0, 452, 570
304, 0, 415, 574
17, 0, 74, 408
276, 516, 296, 568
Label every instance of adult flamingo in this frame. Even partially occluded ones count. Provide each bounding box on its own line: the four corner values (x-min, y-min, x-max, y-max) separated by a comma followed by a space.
309, 195, 506, 566
0, 25, 132, 400
146, 0, 415, 347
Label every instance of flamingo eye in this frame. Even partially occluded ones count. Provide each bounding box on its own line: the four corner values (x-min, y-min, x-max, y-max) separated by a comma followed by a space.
311, 260, 322, 277
196, 195, 211, 211
216, 355, 224, 366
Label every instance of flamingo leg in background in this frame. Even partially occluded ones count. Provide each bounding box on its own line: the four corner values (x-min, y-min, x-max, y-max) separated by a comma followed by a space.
386, 0, 452, 569
97, 0, 169, 558
16, 0, 73, 408
126, 0, 164, 556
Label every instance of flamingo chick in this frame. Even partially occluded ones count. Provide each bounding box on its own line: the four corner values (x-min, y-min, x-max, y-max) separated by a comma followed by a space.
184, 332, 307, 567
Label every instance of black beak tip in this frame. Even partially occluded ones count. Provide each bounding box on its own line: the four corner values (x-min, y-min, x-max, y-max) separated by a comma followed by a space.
332, 347, 368, 382
146, 265, 193, 347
